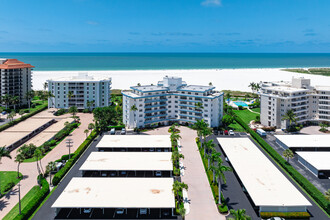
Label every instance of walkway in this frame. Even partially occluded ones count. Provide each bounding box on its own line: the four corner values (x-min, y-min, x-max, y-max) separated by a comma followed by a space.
0, 112, 93, 219
146, 126, 225, 220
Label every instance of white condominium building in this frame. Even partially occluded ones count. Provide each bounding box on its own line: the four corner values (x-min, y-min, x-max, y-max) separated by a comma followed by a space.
122, 76, 223, 128
47, 73, 111, 109
0, 58, 33, 106
260, 77, 330, 129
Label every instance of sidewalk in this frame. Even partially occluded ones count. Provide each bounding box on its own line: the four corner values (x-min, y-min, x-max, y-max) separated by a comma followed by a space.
146, 126, 225, 220
0, 113, 93, 219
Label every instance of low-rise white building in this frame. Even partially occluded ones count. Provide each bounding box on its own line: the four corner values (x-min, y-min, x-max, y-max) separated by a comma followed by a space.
47, 73, 111, 109
260, 77, 330, 128
122, 76, 223, 128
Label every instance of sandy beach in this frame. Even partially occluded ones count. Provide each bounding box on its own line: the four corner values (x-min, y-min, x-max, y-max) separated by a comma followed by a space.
33, 68, 330, 92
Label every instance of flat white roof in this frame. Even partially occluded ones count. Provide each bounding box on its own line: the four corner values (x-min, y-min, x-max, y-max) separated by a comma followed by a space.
80, 152, 173, 171
96, 135, 171, 149
275, 135, 330, 148
297, 152, 330, 170
217, 138, 311, 207
52, 178, 175, 209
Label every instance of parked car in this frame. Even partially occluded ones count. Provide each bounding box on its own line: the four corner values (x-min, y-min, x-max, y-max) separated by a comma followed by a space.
155, 171, 162, 177
110, 128, 115, 135
139, 208, 147, 215
156, 148, 162, 152
120, 171, 127, 176
149, 148, 155, 152
229, 130, 235, 135
224, 130, 228, 135
83, 208, 91, 214
116, 208, 125, 215
110, 171, 117, 177
121, 128, 126, 135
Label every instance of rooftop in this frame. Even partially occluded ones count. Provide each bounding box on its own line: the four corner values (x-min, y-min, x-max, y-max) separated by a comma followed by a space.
275, 135, 330, 148
96, 135, 171, 149
0, 58, 34, 69
48, 72, 111, 82
178, 85, 215, 92
80, 152, 172, 171
130, 85, 168, 92
217, 137, 311, 207
263, 86, 309, 93
297, 152, 330, 170
52, 178, 175, 208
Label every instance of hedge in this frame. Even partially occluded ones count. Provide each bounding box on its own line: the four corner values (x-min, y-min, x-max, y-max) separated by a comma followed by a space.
260, 211, 310, 219
0, 104, 48, 132
234, 115, 330, 215
12, 176, 49, 220
107, 125, 125, 130
52, 130, 98, 186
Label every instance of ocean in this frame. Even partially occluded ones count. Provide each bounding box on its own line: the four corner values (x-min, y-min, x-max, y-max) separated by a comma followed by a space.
0, 53, 330, 71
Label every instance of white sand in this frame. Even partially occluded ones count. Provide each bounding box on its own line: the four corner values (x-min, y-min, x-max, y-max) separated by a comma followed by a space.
32, 69, 330, 92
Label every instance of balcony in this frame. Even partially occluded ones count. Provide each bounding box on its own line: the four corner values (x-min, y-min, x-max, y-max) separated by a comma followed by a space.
144, 99, 167, 103
144, 113, 168, 119
178, 113, 202, 119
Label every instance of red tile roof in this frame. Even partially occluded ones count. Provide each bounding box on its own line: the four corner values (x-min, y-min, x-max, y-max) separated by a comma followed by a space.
0, 59, 35, 69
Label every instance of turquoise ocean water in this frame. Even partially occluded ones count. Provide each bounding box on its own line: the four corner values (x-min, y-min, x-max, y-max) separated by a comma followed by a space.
0, 53, 330, 71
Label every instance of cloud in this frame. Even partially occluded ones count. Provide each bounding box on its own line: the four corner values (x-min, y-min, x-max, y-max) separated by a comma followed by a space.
151, 32, 201, 36
86, 21, 99, 25
201, 0, 221, 7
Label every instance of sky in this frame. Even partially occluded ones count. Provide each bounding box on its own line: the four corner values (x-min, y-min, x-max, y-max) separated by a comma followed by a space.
0, 0, 330, 52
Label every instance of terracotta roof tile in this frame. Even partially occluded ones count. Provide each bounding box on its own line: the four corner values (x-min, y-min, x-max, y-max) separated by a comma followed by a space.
0, 59, 35, 69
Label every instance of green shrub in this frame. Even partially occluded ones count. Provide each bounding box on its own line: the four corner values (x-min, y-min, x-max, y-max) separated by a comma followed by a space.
260, 211, 310, 219
61, 153, 75, 161
234, 116, 330, 214
82, 109, 90, 113
54, 109, 67, 116
2, 181, 15, 194
13, 176, 49, 220
218, 203, 228, 213
107, 125, 125, 130
52, 130, 98, 186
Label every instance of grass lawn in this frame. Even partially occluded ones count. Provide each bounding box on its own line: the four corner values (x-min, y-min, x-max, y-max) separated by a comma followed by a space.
228, 121, 245, 132
250, 107, 260, 113
0, 171, 23, 195
3, 186, 40, 220
233, 109, 259, 125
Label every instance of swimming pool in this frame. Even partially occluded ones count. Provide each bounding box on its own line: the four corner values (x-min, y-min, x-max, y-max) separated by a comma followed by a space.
233, 101, 249, 107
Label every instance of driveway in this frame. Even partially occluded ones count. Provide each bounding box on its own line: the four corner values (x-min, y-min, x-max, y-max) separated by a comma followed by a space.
0, 112, 93, 219
146, 126, 225, 220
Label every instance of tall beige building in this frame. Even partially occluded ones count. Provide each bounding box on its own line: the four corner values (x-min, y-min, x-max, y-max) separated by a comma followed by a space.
0, 58, 33, 106
260, 77, 330, 129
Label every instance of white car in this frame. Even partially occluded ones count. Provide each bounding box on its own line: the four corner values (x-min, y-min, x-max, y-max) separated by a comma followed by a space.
83, 208, 91, 214
116, 208, 125, 215
229, 130, 235, 135
155, 171, 162, 177
139, 208, 147, 215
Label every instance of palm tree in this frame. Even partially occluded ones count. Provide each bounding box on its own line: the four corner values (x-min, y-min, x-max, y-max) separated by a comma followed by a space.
283, 149, 294, 163
11, 96, 20, 111
282, 109, 298, 128
0, 146, 11, 163
15, 153, 25, 179
2, 94, 11, 109
86, 100, 95, 112
172, 181, 188, 203
170, 132, 181, 146
248, 82, 256, 93
67, 91, 74, 101
325, 189, 330, 202
46, 161, 56, 186
43, 82, 48, 91
212, 158, 232, 204
34, 148, 42, 176
225, 92, 231, 103
84, 129, 89, 138
137, 83, 141, 86
228, 209, 251, 220
192, 119, 209, 146
130, 104, 138, 128
178, 207, 186, 220
88, 123, 95, 133
171, 151, 184, 168
209, 82, 213, 86
25, 90, 35, 112
203, 139, 215, 156
169, 124, 180, 133
45, 91, 55, 108
68, 106, 78, 121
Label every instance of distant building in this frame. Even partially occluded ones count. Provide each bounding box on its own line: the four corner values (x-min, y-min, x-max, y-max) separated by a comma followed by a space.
260, 77, 330, 128
47, 73, 111, 109
0, 58, 34, 106
122, 76, 223, 128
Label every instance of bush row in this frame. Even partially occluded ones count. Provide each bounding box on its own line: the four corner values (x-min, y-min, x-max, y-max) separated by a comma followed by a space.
107, 125, 125, 130
55, 153, 76, 162
14, 176, 49, 220
260, 211, 310, 219
52, 130, 98, 186
234, 116, 330, 215
0, 104, 48, 132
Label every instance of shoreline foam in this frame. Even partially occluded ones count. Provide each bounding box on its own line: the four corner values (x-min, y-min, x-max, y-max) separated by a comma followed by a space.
33, 68, 330, 92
